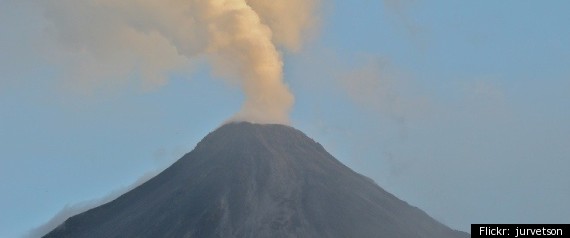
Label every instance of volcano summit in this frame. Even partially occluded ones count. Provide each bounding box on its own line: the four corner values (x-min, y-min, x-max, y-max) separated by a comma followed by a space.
44, 122, 469, 238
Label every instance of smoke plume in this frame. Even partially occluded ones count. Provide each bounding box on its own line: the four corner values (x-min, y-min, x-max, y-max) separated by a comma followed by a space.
40, 0, 319, 124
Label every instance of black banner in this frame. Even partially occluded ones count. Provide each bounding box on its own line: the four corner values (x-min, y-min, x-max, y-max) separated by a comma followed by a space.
472, 224, 569, 237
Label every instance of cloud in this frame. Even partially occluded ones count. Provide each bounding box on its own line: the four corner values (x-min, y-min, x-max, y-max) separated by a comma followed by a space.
337, 57, 433, 122
246, 0, 320, 51
381, 0, 428, 48
41, 0, 188, 92
38, 0, 320, 124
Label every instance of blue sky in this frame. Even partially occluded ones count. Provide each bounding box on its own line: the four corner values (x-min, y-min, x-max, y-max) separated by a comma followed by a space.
2, 1, 570, 237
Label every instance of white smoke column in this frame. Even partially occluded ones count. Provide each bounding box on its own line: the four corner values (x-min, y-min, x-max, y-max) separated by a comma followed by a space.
204, 0, 292, 124
40, 0, 318, 124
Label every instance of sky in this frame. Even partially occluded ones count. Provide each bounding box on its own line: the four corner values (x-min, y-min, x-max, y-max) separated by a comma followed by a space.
1, 0, 570, 237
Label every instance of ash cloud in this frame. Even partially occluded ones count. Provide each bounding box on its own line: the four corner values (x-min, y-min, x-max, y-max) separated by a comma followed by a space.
39, 0, 319, 124
337, 58, 433, 122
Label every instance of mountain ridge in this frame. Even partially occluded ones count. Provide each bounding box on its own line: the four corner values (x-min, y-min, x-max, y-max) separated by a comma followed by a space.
44, 122, 469, 238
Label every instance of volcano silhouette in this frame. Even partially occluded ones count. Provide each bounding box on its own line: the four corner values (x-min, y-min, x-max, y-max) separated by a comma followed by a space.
44, 122, 469, 238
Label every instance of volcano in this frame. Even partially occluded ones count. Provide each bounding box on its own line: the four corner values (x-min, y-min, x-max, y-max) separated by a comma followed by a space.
44, 122, 469, 238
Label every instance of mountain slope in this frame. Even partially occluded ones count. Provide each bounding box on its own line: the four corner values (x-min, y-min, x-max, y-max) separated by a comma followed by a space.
44, 122, 469, 238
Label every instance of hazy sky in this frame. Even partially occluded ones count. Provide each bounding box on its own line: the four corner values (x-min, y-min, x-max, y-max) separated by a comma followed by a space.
2, 1, 570, 237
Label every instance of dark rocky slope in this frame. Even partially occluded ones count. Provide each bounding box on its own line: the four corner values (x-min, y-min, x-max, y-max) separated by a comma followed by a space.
44, 122, 469, 238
